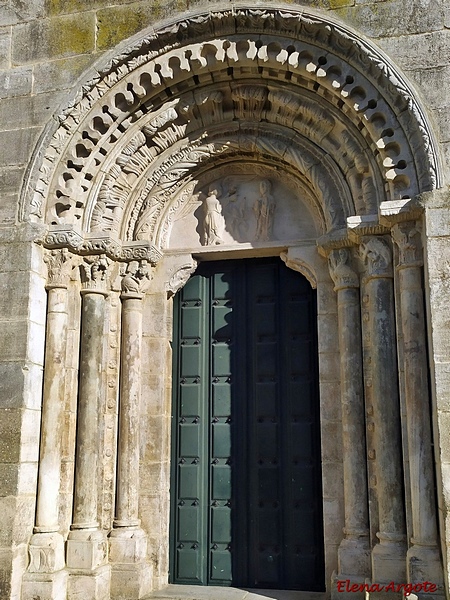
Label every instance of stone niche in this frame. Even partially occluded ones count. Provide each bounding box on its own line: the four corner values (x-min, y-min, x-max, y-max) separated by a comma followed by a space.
167, 168, 320, 251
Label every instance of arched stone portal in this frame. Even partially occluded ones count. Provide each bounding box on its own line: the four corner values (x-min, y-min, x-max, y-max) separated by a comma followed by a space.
20, 5, 445, 600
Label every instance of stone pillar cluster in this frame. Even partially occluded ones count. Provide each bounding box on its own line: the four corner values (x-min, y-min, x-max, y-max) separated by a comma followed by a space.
23, 212, 444, 600
22, 252, 153, 600
323, 217, 444, 599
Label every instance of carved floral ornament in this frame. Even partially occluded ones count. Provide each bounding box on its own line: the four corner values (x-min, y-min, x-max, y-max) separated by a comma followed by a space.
22, 5, 440, 254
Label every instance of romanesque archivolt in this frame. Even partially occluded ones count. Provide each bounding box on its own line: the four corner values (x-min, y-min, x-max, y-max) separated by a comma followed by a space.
23, 6, 440, 258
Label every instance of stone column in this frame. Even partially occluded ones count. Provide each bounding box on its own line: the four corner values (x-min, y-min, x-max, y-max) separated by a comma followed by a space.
22, 250, 73, 600
360, 237, 407, 586
392, 223, 444, 589
328, 248, 371, 591
66, 255, 111, 600
109, 261, 152, 599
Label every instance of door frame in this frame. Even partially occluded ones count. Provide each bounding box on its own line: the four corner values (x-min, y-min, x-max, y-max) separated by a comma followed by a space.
140, 245, 343, 592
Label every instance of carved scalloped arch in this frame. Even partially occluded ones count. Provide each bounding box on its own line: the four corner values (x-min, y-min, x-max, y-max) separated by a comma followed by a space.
21, 4, 441, 241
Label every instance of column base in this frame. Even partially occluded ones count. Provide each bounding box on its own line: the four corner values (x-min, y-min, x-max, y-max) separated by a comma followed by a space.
26, 531, 66, 572
110, 562, 152, 599
407, 544, 445, 593
22, 568, 68, 600
109, 527, 148, 563
337, 536, 371, 579
372, 539, 407, 583
67, 528, 109, 570
109, 528, 152, 599
67, 564, 111, 600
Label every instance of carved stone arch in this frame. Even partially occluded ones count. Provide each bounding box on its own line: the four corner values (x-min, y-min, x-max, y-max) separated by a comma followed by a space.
22, 4, 441, 242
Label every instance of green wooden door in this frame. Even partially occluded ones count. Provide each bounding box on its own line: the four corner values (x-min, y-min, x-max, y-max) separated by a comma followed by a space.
170, 258, 324, 591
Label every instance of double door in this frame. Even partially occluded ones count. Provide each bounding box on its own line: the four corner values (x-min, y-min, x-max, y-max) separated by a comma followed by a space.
170, 257, 324, 591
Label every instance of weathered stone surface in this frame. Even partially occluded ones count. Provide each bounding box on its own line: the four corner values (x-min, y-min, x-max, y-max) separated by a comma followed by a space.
334, 0, 445, 38
0, 4, 448, 599
378, 29, 450, 69
46, 0, 136, 15
0, 27, 10, 69
96, 1, 188, 50
0, 66, 32, 98
405, 67, 450, 111
12, 12, 95, 64
0, 92, 63, 130
0, 127, 41, 167
32, 54, 95, 94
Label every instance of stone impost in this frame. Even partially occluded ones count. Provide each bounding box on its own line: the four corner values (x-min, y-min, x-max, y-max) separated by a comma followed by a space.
109, 260, 152, 599
392, 223, 444, 590
67, 256, 110, 600
360, 236, 407, 585
328, 249, 371, 597
22, 250, 73, 600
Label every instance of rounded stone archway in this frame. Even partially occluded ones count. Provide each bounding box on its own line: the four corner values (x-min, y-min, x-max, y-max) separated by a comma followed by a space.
20, 5, 446, 600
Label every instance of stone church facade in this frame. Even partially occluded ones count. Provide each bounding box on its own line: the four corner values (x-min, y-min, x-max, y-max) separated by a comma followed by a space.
1, 1, 450, 599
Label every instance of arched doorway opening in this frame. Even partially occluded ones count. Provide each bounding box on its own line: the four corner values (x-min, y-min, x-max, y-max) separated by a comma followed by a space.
170, 257, 324, 591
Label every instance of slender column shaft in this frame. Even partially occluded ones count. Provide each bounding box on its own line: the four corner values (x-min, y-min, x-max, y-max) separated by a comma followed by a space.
329, 249, 370, 584
338, 287, 369, 536
114, 295, 143, 527
360, 236, 406, 583
368, 276, 405, 534
392, 223, 443, 588
35, 286, 68, 532
66, 256, 111, 596
23, 251, 73, 598
71, 291, 106, 529
399, 266, 436, 543
109, 260, 151, 600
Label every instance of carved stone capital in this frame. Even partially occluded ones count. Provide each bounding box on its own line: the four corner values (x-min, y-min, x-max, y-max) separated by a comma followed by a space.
360, 236, 393, 278
328, 248, 359, 291
44, 248, 75, 289
121, 259, 152, 299
80, 254, 111, 295
391, 222, 423, 268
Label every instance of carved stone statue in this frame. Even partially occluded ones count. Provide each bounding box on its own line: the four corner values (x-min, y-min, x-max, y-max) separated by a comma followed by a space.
202, 183, 225, 245
253, 179, 275, 242
224, 184, 246, 239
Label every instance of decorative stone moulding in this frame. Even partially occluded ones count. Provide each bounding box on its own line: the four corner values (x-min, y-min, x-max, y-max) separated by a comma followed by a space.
20, 4, 440, 246
38, 226, 163, 265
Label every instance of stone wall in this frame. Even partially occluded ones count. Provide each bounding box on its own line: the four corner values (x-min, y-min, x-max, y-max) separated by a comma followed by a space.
1, 1, 450, 599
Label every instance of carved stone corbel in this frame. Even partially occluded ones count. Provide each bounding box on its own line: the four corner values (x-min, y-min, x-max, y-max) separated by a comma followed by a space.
165, 257, 198, 297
